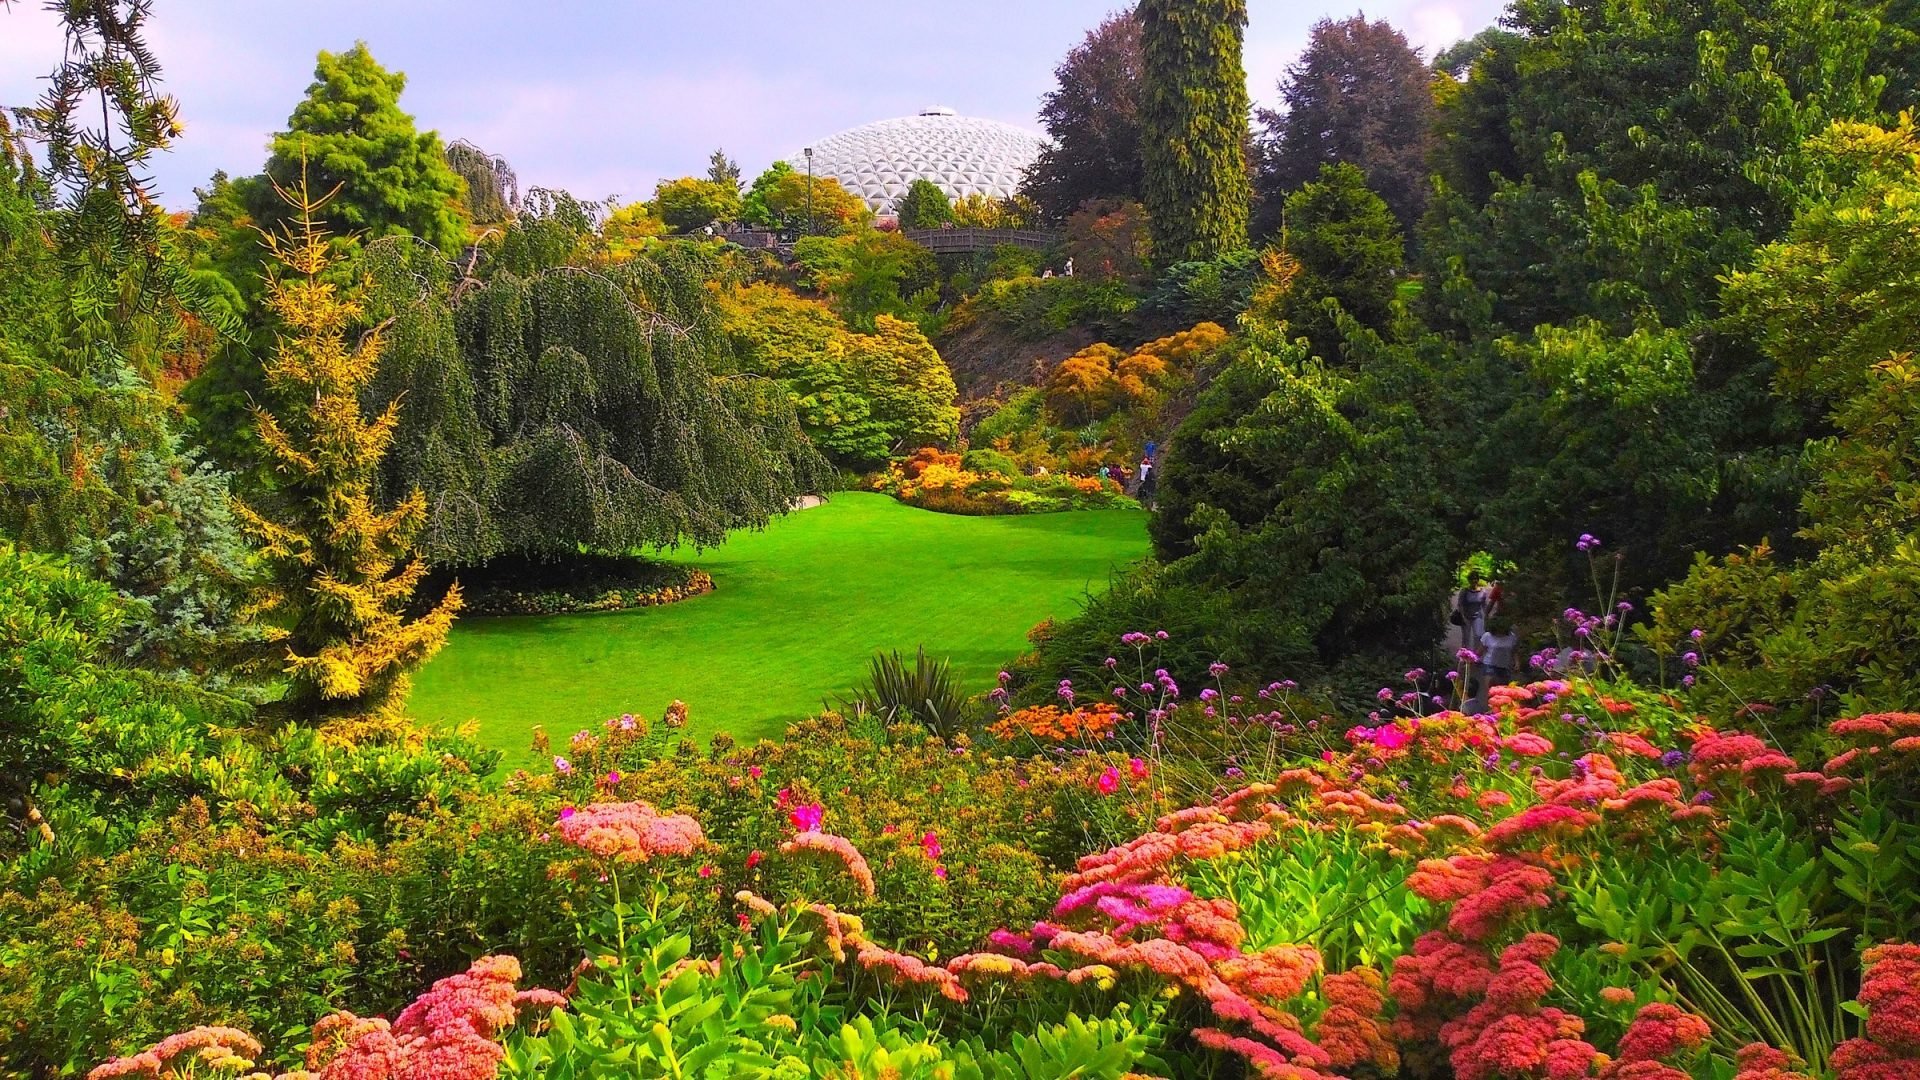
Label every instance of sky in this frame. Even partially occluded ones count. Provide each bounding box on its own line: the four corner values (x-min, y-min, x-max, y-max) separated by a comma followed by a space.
0, 1, 1506, 211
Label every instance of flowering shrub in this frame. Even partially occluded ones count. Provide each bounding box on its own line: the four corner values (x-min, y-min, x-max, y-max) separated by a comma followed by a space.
870, 447, 1130, 515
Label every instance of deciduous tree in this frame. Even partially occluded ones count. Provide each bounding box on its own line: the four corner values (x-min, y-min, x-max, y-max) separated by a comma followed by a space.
1022, 11, 1146, 221
1257, 15, 1436, 234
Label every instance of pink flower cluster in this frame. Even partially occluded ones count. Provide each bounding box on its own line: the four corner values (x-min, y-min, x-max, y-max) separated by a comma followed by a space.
306, 955, 552, 1080
88, 1029, 265, 1080
555, 801, 703, 863
1833, 943, 1920, 1079
780, 831, 876, 896
1435, 933, 1600, 1080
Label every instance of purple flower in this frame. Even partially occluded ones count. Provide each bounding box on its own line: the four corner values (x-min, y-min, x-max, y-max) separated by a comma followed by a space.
1376, 687, 1395, 702
1690, 627, 1705, 642
1113, 686, 1127, 697
554, 756, 573, 776
1104, 656, 1119, 669
998, 670, 1011, 684
1456, 648, 1480, 664
1661, 750, 1688, 768
1154, 630, 1169, 640
1121, 631, 1149, 647
1405, 668, 1426, 682
1683, 651, 1700, 668
1209, 661, 1229, 678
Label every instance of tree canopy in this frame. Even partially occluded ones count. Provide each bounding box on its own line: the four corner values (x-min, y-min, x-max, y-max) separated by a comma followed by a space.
253, 43, 469, 251
1021, 11, 1146, 222
1257, 15, 1437, 234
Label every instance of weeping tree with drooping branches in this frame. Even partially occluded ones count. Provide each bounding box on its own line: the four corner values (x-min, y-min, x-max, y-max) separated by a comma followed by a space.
362, 190, 832, 567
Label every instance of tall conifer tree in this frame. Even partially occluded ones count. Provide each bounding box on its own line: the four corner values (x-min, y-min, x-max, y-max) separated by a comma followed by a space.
234, 175, 459, 723
1137, 0, 1253, 260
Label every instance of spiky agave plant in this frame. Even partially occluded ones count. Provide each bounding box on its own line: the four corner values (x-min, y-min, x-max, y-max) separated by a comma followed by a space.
834, 646, 967, 737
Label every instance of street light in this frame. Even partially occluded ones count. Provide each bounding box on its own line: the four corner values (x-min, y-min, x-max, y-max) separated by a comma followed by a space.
803, 146, 814, 238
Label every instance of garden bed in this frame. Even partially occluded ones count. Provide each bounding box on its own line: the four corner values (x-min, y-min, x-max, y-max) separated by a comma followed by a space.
437, 553, 714, 616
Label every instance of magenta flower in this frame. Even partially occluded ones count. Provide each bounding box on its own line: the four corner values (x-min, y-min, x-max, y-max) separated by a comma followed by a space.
922, 831, 942, 860
553, 756, 573, 776
1129, 757, 1148, 779
1096, 767, 1120, 795
789, 802, 825, 832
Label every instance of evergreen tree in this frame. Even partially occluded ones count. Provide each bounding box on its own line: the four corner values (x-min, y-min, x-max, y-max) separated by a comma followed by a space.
233, 178, 459, 723
1257, 15, 1436, 234
1274, 163, 1405, 358
1137, 0, 1253, 261
707, 148, 743, 190
894, 179, 953, 229
254, 43, 469, 251
1022, 12, 1146, 221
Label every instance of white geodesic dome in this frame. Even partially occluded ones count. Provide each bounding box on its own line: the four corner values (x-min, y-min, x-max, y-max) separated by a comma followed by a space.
791, 107, 1047, 214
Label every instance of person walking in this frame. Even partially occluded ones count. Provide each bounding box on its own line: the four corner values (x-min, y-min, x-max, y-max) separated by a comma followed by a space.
1451, 572, 1491, 656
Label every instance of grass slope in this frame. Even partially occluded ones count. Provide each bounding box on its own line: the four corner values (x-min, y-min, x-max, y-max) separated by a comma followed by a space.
408, 492, 1148, 755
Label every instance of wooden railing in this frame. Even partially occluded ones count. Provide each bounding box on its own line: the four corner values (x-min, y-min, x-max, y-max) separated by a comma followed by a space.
901, 227, 1062, 254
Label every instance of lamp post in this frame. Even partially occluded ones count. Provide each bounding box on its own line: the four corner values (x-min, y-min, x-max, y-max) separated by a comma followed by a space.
803, 146, 814, 237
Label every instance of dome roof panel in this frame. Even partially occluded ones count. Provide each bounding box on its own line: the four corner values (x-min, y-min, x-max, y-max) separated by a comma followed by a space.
789, 111, 1049, 213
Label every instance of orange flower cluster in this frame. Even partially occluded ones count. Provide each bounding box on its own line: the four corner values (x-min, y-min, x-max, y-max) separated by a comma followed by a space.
779, 831, 877, 896
988, 702, 1124, 742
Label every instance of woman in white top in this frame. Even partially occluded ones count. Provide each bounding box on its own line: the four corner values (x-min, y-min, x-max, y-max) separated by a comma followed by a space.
1478, 616, 1520, 688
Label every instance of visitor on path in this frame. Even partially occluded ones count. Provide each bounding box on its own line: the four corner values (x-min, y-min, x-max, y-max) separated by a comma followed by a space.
1144, 438, 1158, 462
1098, 464, 1111, 483
1136, 457, 1157, 507
1478, 616, 1519, 690
1451, 572, 1492, 655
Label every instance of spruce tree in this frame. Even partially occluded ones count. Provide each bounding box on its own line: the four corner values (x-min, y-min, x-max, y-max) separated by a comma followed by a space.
1137, 0, 1253, 261
233, 176, 459, 724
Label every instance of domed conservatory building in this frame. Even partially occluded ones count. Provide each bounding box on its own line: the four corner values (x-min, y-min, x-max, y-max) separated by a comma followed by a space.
792, 106, 1047, 215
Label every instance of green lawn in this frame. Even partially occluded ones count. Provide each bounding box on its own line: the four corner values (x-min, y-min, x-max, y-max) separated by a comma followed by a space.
408, 492, 1148, 756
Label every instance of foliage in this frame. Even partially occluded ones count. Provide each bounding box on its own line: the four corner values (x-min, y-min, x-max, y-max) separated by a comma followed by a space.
650, 175, 742, 233
1147, 326, 1459, 675
717, 283, 957, 467
231, 180, 460, 723
1045, 323, 1227, 427
894, 178, 953, 229
1275, 162, 1405, 354
1021, 11, 1146, 222
1257, 14, 1437, 234
707, 147, 742, 189
447, 554, 713, 616
0, 12, 253, 682
1064, 197, 1151, 283
948, 192, 1041, 230
836, 646, 967, 737
741, 161, 867, 234
596, 199, 665, 260
1138, 0, 1253, 261
252, 43, 468, 251
949, 274, 1138, 341
1649, 119, 1920, 725
358, 214, 830, 567
872, 449, 1131, 516
446, 138, 518, 226
792, 228, 939, 331
1139, 249, 1260, 328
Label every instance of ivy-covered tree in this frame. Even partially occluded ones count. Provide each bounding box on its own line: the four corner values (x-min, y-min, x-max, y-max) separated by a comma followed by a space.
252, 43, 469, 251
894, 179, 953, 229
233, 179, 460, 723
1137, 0, 1253, 261
1257, 15, 1436, 234
1022, 11, 1146, 221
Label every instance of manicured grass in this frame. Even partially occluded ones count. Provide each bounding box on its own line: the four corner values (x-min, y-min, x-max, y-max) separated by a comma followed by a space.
408, 492, 1148, 756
